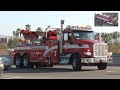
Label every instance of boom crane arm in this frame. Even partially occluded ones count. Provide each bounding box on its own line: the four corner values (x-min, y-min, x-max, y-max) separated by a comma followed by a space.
20, 29, 44, 41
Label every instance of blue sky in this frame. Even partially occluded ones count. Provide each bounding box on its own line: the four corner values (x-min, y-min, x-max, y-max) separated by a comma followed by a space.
0, 11, 119, 36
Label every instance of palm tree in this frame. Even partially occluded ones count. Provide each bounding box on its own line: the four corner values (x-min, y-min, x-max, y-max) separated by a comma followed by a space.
101, 33, 107, 43
16, 28, 21, 37
13, 31, 16, 36
101, 33, 112, 44
36, 27, 43, 32
112, 31, 120, 53
112, 31, 120, 43
25, 24, 31, 30
13, 28, 21, 37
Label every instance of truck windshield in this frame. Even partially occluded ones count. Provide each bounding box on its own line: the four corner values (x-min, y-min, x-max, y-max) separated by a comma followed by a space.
73, 30, 94, 40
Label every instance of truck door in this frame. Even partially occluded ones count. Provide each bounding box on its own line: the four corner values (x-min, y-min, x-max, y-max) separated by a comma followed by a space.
63, 32, 73, 54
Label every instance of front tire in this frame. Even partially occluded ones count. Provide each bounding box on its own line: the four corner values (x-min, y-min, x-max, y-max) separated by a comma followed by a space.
97, 63, 107, 70
72, 54, 82, 71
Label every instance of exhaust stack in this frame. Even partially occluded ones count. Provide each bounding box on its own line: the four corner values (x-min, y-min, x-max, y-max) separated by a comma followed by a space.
59, 20, 64, 54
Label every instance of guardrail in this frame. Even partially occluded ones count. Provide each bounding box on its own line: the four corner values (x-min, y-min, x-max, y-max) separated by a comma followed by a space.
108, 53, 120, 66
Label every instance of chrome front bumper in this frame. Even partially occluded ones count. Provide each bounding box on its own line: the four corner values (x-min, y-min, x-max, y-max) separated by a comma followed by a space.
81, 57, 108, 63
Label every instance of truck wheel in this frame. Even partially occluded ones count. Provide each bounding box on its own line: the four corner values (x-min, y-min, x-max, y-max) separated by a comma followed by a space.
14, 55, 23, 68
72, 54, 82, 71
97, 63, 107, 70
22, 55, 34, 68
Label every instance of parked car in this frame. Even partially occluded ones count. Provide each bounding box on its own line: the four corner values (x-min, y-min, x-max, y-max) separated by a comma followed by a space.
0, 55, 12, 70
0, 57, 4, 76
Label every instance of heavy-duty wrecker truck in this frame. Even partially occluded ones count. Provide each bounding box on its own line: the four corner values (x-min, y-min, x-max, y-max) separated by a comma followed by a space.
13, 20, 109, 71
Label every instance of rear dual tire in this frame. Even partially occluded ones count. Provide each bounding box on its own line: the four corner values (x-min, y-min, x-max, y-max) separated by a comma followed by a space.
14, 55, 34, 68
22, 55, 34, 68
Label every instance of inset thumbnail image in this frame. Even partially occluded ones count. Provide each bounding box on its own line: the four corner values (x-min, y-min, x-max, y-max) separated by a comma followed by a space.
94, 12, 118, 26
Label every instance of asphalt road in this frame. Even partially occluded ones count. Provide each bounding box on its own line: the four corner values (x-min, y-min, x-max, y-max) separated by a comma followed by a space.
1, 65, 120, 79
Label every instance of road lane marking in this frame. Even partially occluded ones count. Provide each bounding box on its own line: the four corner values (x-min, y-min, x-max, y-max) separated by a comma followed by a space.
106, 71, 117, 72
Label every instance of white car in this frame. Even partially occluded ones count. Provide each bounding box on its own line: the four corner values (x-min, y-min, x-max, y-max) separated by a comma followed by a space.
0, 55, 12, 70
0, 57, 4, 76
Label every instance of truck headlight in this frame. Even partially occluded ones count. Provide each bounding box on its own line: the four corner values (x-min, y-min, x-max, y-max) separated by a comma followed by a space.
84, 52, 92, 56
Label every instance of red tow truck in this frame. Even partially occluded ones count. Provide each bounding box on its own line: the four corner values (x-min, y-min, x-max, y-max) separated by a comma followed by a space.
13, 20, 108, 71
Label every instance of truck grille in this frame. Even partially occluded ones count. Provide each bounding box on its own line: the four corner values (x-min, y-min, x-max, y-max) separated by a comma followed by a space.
93, 43, 108, 57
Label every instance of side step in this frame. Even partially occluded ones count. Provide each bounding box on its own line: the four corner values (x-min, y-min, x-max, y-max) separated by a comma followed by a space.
59, 56, 70, 64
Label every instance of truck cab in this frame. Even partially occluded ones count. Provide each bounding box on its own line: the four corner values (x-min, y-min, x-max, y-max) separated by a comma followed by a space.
59, 25, 108, 70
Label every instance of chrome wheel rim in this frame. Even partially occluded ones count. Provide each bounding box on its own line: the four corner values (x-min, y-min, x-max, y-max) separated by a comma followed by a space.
23, 58, 28, 67
16, 58, 20, 66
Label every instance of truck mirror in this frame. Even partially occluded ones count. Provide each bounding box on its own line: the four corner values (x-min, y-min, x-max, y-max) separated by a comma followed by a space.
68, 36, 72, 41
69, 36, 73, 44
